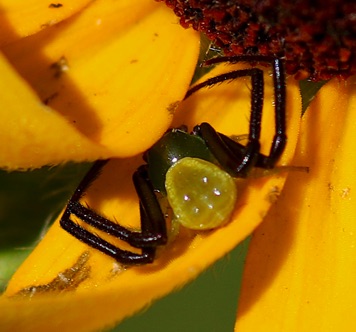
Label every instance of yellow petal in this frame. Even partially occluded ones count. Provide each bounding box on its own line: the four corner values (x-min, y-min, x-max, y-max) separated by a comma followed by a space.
1, 0, 199, 169
0, 53, 107, 170
1, 63, 301, 331
235, 77, 356, 330
0, 0, 93, 45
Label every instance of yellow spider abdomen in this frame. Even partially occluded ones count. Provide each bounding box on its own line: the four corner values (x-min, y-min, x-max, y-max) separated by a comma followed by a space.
165, 157, 237, 230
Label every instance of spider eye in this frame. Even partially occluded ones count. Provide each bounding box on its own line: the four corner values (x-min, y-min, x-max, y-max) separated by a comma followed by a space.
165, 157, 237, 230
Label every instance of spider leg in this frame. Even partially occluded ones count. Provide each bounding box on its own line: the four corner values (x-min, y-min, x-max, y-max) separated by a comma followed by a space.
60, 160, 167, 265
261, 58, 287, 168
187, 55, 287, 173
60, 160, 136, 244
206, 56, 287, 168
218, 132, 270, 169
131, 165, 168, 248
189, 67, 264, 176
60, 207, 155, 265
67, 164, 167, 248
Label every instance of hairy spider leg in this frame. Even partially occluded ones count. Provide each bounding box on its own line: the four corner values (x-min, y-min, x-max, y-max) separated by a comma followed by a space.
132, 165, 168, 248
60, 160, 167, 265
189, 67, 264, 176
193, 56, 287, 170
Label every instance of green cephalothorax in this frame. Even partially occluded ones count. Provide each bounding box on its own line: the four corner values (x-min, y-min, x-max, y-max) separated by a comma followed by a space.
145, 128, 216, 194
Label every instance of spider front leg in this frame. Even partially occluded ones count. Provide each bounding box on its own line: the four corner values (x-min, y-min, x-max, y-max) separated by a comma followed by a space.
60, 160, 167, 265
188, 56, 287, 175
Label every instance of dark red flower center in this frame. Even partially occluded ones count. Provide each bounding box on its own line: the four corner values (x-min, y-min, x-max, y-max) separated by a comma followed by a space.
159, 0, 356, 81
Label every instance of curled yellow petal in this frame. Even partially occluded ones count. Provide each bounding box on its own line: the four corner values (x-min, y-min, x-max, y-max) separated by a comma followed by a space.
235, 77, 356, 331
1, 63, 301, 331
0, 0, 93, 46
1, 0, 199, 169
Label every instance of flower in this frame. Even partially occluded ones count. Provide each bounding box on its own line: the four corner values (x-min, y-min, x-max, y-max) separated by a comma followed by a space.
0, 1, 355, 332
